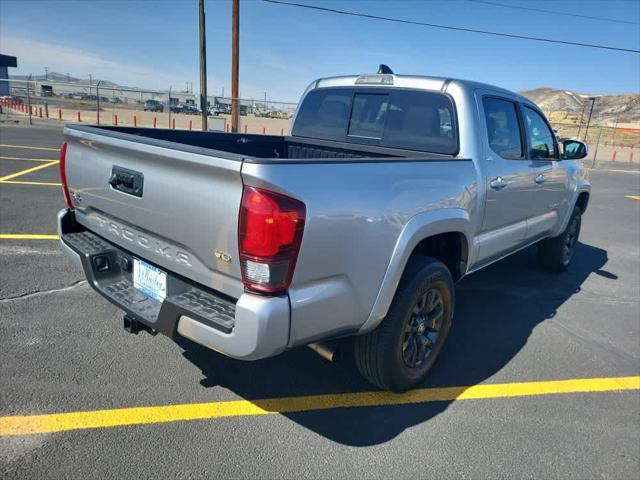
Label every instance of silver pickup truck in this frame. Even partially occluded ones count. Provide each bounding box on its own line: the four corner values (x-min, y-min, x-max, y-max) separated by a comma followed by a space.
58, 69, 590, 391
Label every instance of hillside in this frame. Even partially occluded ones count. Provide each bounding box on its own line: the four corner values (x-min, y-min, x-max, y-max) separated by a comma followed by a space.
518, 87, 640, 126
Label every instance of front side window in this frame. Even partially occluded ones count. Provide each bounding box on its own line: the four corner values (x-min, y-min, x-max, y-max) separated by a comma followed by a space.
483, 97, 523, 159
523, 106, 557, 160
292, 87, 458, 154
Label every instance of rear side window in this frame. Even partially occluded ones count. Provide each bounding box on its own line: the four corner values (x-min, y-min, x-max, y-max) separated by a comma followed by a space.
523, 106, 557, 160
483, 97, 523, 159
292, 87, 458, 154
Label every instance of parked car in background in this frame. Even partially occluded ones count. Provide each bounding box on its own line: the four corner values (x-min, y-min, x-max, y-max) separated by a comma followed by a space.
40, 85, 54, 97
57, 68, 590, 392
184, 105, 201, 115
170, 104, 196, 114
143, 100, 164, 112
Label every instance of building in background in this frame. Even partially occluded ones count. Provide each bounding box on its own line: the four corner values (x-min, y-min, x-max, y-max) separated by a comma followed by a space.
0, 54, 18, 96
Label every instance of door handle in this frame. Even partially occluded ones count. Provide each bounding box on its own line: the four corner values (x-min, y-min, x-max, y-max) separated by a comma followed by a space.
489, 177, 507, 190
535, 174, 546, 184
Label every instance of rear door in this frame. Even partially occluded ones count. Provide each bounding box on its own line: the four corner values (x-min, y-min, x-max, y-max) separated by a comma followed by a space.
477, 93, 536, 262
64, 127, 246, 299
520, 104, 569, 239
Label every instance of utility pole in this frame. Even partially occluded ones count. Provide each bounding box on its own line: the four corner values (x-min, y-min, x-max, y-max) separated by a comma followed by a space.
231, 0, 239, 132
583, 97, 596, 142
198, 0, 208, 131
44, 66, 49, 80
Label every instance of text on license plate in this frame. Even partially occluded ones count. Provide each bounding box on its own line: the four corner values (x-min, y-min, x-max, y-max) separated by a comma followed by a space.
133, 259, 167, 302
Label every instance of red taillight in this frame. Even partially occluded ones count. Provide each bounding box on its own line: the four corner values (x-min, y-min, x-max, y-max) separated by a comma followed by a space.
239, 186, 305, 294
59, 142, 73, 209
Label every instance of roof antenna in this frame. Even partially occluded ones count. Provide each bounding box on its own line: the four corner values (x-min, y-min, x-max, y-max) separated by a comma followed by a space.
377, 64, 394, 74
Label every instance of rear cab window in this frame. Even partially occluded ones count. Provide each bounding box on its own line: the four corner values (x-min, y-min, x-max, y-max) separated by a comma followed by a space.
292, 87, 458, 155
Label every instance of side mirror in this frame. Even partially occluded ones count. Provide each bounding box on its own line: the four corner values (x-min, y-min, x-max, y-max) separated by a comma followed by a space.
562, 139, 588, 160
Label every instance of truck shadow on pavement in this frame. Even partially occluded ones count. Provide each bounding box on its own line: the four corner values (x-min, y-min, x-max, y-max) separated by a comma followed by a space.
178, 242, 611, 446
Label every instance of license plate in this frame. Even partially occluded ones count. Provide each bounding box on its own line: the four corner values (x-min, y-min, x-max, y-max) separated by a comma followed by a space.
133, 259, 167, 302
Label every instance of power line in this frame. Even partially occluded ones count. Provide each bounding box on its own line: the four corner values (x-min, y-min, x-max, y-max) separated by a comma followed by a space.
468, 0, 639, 26
263, 0, 640, 54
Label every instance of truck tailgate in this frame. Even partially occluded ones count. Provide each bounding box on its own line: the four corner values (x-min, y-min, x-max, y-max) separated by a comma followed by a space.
64, 126, 245, 299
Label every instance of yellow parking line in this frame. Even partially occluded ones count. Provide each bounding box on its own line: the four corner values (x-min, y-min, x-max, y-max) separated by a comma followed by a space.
0, 376, 637, 436
625, 195, 640, 201
0, 156, 58, 162
0, 144, 59, 151
0, 160, 59, 182
0, 234, 59, 240
0, 179, 62, 186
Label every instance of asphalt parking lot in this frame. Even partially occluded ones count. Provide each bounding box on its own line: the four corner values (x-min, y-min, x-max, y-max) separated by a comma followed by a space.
0, 123, 639, 479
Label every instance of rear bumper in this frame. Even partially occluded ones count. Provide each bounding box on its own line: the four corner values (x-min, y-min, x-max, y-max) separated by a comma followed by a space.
57, 208, 290, 360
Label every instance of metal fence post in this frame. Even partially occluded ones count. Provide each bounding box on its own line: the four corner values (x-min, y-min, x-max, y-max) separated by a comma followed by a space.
611, 112, 620, 147
26, 74, 33, 126
96, 80, 102, 125
168, 86, 172, 129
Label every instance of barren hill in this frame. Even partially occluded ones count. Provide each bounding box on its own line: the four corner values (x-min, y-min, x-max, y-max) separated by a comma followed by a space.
518, 87, 640, 126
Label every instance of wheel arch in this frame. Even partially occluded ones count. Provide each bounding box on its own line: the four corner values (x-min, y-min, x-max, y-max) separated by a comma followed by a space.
552, 184, 590, 237
576, 191, 590, 214
359, 209, 472, 334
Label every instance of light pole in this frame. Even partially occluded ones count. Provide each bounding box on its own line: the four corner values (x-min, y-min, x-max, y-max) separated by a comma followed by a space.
583, 97, 596, 142
576, 101, 588, 139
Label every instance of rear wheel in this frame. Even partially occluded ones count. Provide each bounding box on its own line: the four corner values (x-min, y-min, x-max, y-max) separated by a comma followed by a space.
538, 206, 582, 272
354, 257, 454, 392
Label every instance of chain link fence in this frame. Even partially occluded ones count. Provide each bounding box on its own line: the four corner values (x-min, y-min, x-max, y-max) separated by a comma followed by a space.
0, 78, 297, 134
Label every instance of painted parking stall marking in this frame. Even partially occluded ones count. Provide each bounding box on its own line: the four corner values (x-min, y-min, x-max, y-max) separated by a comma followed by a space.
0, 155, 59, 162
0, 160, 59, 182
0, 234, 60, 240
0, 376, 637, 436
0, 144, 59, 151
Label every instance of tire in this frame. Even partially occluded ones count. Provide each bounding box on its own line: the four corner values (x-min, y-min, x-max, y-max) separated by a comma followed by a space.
538, 206, 582, 272
354, 257, 454, 392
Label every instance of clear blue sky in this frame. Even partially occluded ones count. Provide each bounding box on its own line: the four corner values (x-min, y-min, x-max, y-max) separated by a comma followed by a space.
0, 0, 638, 102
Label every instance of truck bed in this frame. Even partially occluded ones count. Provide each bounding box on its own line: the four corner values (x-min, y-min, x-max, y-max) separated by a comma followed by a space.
67, 125, 456, 163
